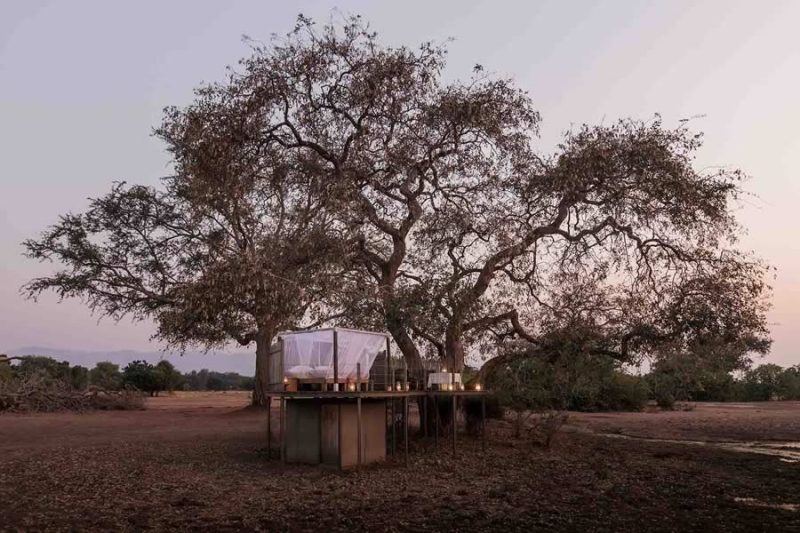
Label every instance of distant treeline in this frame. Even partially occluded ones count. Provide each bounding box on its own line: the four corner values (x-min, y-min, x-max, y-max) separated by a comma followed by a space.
647, 361, 800, 406
486, 352, 800, 414
3, 353, 796, 410
0, 355, 254, 395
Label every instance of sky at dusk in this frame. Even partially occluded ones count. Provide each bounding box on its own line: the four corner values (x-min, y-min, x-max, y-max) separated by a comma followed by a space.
1, 0, 798, 371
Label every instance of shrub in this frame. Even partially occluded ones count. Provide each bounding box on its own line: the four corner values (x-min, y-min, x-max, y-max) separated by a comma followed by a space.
600, 373, 649, 411
486, 352, 648, 415
85, 387, 145, 410
529, 411, 569, 449
0, 363, 13, 383
0, 375, 144, 413
655, 392, 675, 410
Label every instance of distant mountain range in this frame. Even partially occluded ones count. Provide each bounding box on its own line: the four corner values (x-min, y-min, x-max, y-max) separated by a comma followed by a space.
7, 346, 255, 376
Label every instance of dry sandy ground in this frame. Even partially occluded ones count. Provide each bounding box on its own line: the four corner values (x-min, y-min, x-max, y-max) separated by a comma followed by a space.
569, 401, 800, 442
2, 393, 800, 532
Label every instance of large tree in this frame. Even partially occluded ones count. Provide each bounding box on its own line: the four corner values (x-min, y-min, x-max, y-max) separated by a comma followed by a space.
24, 15, 771, 402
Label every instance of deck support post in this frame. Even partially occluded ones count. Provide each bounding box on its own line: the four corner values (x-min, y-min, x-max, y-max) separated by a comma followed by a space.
266, 395, 272, 459
337, 403, 342, 469
452, 394, 457, 456
280, 396, 286, 463
403, 395, 409, 466
434, 396, 439, 448
482, 395, 487, 453
423, 395, 428, 439
391, 397, 396, 456
332, 329, 339, 392
357, 397, 363, 467
318, 398, 323, 464
385, 337, 391, 392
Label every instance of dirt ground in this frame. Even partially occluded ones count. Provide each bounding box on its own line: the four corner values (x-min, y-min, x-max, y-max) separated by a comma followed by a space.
569, 401, 800, 442
2, 393, 800, 532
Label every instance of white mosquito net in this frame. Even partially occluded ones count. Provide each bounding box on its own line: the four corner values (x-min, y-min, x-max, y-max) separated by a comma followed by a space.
280, 329, 387, 381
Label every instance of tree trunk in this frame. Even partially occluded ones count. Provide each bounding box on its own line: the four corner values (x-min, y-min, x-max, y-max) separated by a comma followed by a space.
444, 324, 466, 372
386, 317, 422, 376
252, 327, 275, 407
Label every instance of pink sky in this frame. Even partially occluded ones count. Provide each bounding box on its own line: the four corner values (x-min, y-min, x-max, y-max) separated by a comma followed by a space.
1, 0, 798, 369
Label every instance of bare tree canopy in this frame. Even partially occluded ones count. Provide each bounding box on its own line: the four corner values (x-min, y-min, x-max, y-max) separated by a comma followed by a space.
24, 135, 348, 405
23, 14, 771, 402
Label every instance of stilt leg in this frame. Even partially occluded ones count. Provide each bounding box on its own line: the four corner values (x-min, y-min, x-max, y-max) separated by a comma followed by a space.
403, 396, 409, 466
423, 395, 428, 439
452, 395, 457, 456
391, 398, 396, 456
357, 397, 363, 467
266, 396, 272, 459
434, 396, 439, 448
482, 396, 487, 453
280, 396, 286, 463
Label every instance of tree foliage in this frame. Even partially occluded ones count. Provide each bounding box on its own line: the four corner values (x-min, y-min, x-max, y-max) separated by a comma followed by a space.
89, 361, 122, 390
120, 360, 183, 396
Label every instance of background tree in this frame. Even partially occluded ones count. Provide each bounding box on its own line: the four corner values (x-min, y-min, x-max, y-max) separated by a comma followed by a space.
777, 365, 800, 400
121, 360, 160, 396
739, 363, 784, 401
12, 356, 70, 383
153, 360, 183, 393
183, 369, 253, 391
68, 365, 89, 390
183, 369, 210, 391
89, 361, 122, 390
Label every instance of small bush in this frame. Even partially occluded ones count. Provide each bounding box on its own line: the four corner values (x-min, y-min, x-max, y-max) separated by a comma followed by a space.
600, 373, 649, 411
488, 351, 649, 414
0, 364, 13, 383
529, 411, 569, 449
85, 387, 145, 411
656, 392, 675, 410
0, 376, 145, 413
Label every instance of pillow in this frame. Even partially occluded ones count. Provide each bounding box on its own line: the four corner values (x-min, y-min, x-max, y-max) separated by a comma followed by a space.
309, 366, 332, 379
286, 365, 314, 379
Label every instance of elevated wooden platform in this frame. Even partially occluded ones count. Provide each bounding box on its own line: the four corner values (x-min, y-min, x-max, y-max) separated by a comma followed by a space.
267, 390, 488, 399
264, 389, 489, 468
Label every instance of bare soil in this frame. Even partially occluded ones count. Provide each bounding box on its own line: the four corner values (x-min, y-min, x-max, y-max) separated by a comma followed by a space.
569, 401, 800, 442
2, 393, 800, 532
